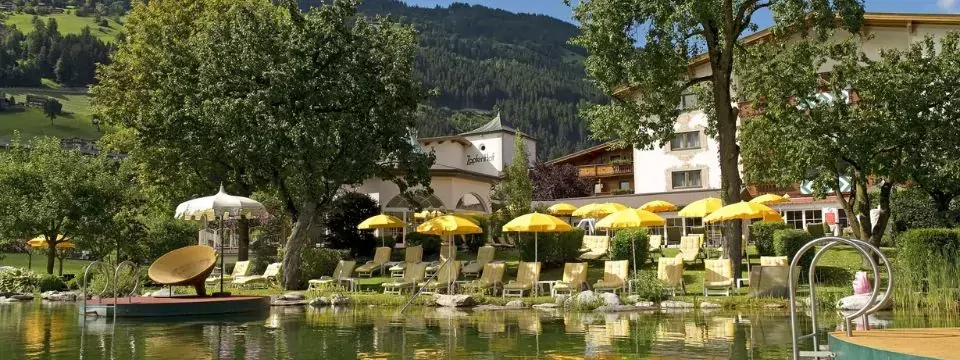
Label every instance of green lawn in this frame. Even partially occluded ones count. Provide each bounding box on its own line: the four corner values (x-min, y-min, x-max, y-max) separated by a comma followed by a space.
1, 252, 92, 275
0, 108, 100, 140
3, 88, 94, 116
5, 13, 123, 42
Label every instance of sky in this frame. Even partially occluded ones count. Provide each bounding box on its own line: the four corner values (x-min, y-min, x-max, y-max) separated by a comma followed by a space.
401, 0, 960, 25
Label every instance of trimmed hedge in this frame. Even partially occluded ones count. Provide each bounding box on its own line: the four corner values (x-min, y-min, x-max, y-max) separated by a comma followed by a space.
39, 274, 66, 292
518, 229, 584, 267
405, 232, 443, 258
891, 187, 953, 234
610, 229, 650, 266
773, 229, 815, 275
296, 247, 344, 290
751, 221, 788, 256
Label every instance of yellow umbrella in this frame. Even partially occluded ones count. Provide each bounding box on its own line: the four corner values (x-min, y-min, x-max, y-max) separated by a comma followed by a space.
502, 212, 573, 263
572, 203, 627, 218
678, 197, 723, 217
414, 209, 444, 220
547, 203, 578, 216
703, 201, 780, 223
638, 200, 678, 213
358, 214, 405, 247
416, 215, 482, 236
595, 209, 665, 275
749, 193, 791, 205
28, 237, 74, 249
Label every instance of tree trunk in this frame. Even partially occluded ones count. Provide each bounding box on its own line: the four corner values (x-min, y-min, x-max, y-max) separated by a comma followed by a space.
281, 201, 317, 290
46, 241, 56, 275
237, 218, 250, 261
929, 190, 956, 227
714, 74, 744, 279
58, 254, 64, 276
869, 182, 893, 248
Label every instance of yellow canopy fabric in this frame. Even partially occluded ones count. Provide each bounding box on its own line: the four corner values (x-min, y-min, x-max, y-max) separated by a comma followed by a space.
638, 200, 678, 213
414, 210, 444, 220
547, 203, 578, 216
502, 213, 574, 232
357, 214, 405, 230
572, 203, 627, 218
678, 197, 723, 218
749, 193, 791, 205
416, 215, 482, 236
596, 209, 666, 230
703, 201, 781, 224
28, 236, 73, 249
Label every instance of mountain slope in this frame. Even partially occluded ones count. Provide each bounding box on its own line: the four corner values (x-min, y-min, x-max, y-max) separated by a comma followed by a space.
303, 0, 604, 159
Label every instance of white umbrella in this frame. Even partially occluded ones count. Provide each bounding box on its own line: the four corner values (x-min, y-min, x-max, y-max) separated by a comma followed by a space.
175, 184, 270, 295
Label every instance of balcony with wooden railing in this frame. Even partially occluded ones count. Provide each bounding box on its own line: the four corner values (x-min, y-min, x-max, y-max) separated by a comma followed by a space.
578, 163, 633, 178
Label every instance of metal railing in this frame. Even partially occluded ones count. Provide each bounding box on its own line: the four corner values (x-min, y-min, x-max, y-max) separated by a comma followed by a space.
80, 260, 142, 322
788, 236, 893, 359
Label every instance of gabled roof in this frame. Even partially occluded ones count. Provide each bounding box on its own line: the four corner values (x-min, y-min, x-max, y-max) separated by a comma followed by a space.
545, 141, 617, 165
460, 112, 537, 140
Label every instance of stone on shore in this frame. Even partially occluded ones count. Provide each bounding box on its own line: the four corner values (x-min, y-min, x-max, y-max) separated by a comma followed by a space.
330, 293, 352, 306
599, 292, 620, 306
433, 294, 477, 308
660, 300, 694, 309
278, 292, 306, 301
700, 301, 722, 309
595, 304, 637, 313
310, 296, 331, 307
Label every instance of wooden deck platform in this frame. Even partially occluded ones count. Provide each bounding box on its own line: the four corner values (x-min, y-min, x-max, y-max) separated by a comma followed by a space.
82, 296, 270, 317
829, 328, 960, 359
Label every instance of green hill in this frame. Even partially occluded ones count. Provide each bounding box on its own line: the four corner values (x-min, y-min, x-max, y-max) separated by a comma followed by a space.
4, 13, 123, 42
0, 108, 99, 140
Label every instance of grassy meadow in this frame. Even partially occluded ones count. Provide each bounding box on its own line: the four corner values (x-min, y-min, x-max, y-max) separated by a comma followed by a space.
5, 12, 123, 42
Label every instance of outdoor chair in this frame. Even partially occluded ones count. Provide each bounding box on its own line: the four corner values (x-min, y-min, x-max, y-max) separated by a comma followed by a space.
205, 260, 250, 285
425, 244, 455, 277
657, 254, 685, 296
503, 262, 541, 298
389, 245, 423, 278
551, 262, 587, 297
355, 247, 392, 277
806, 222, 826, 238
381, 263, 426, 295
666, 227, 682, 246
703, 258, 734, 296
419, 261, 461, 294
648, 235, 663, 263
307, 260, 356, 293
679, 236, 703, 264
578, 235, 610, 260
760, 256, 789, 266
462, 246, 495, 278
578, 236, 595, 253
593, 260, 629, 294
460, 263, 505, 296
232, 262, 282, 289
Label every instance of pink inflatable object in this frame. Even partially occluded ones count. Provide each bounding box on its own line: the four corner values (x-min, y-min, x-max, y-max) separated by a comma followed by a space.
853, 271, 872, 295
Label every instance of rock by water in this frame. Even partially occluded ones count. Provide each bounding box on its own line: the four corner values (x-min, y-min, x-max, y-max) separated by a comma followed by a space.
433, 294, 477, 307
660, 300, 694, 309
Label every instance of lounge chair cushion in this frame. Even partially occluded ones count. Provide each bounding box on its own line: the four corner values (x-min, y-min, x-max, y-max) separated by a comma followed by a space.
553, 282, 577, 291
462, 262, 483, 274
705, 280, 733, 287
356, 262, 379, 272
593, 280, 623, 289
381, 280, 414, 288
503, 281, 532, 290
578, 252, 605, 260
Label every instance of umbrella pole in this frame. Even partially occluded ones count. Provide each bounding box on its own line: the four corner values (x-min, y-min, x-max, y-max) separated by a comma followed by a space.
631, 235, 637, 276
534, 232, 538, 263
219, 217, 225, 296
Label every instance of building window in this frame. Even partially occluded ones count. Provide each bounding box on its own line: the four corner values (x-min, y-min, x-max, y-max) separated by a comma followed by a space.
671, 170, 702, 189
619, 180, 630, 190
666, 217, 684, 236
805, 210, 823, 225
684, 217, 703, 234
785, 210, 804, 229
670, 131, 700, 151
679, 93, 698, 110
838, 209, 848, 227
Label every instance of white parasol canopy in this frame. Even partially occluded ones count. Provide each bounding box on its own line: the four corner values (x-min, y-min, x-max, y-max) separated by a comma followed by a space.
174, 184, 269, 296
175, 184, 269, 221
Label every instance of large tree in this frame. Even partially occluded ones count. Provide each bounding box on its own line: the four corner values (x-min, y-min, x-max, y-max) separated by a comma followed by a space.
531, 161, 591, 200
0, 136, 124, 274
570, 0, 864, 275
737, 33, 960, 246
92, 0, 433, 289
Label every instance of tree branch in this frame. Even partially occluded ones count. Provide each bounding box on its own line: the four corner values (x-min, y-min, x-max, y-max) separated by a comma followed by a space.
680, 76, 711, 92
735, 1, 771, 37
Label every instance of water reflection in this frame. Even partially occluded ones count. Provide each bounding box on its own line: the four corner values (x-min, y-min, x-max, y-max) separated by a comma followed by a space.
3, 302, 960, 359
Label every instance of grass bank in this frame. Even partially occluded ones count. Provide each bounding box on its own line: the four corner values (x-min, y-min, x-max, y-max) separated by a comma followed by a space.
5, 13, 123, 42
0, 252, 92, 275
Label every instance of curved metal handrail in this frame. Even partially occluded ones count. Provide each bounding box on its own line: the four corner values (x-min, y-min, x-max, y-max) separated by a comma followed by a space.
788, 236, 894, 360
114, 261, 141, 302
81, 261, 111, 316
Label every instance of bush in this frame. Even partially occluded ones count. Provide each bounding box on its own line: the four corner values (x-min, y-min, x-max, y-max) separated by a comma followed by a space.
296, 247, 344, 290
0, 268, 40, 293
405, 232, 442, 258
631, 270, 667, 302
751, 221, 788, 256
896, 229, 960, 290
86, 252, 142, 296
773, 229, 815, 275
66, 277, 80, 290
517, 229, 584, 266
891, 187, 954, 235
324, 192, 381, 258
609, 229, 649, 266
38, 274, 66, 292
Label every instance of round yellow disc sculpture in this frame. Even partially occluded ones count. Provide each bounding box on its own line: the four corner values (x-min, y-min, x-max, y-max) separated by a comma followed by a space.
148, 245, 218, 296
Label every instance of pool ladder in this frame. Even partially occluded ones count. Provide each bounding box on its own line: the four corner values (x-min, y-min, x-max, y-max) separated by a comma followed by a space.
788, 236, 893, 360
79, 260, 141, 321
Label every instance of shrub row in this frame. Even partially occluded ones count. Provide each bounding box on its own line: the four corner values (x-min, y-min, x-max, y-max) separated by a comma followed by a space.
609, 229, 650, 266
